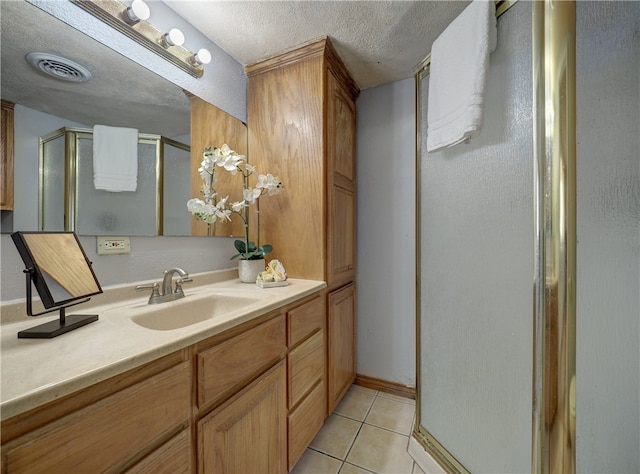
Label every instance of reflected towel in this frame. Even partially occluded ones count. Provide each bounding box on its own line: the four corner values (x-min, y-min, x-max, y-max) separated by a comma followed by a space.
426, 0, 497, 153
93, 124, 138, 192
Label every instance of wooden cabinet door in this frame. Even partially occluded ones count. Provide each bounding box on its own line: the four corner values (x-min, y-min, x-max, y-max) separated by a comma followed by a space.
327, 283, 356, 413
326, 71, 356, 288
198, 360, 287, 474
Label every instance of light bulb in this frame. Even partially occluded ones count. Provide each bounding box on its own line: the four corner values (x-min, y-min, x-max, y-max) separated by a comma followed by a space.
162, 28, 185, 47
124, 0, 150, 24
191, 48, 211, 66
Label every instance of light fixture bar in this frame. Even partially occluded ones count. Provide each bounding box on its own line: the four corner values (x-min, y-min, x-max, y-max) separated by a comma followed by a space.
72, 0, 205, 78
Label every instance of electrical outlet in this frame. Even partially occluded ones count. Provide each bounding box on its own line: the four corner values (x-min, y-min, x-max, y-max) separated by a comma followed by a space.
97, 236, 131, 255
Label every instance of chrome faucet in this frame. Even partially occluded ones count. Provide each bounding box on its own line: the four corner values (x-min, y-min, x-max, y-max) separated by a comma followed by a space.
136, 267, 192, 304
162, 267, 191, 297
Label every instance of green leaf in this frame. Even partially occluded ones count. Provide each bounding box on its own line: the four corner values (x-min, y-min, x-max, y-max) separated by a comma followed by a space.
234, 239, 246, 253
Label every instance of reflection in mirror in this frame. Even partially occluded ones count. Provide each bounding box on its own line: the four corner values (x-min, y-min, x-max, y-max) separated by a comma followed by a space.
11, 231, 103, 338
39, 128, 190, 236
163, 138, 193, 236
1, 1, 248, 237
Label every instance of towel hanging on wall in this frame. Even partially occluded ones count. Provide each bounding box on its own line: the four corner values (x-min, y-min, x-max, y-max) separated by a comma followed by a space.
93, 125, 139, 192
426, 0, 497, 153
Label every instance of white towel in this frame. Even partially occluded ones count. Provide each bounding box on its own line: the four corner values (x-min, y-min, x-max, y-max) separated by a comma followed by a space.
93, 125, 139, 192
426, 0, 497, 153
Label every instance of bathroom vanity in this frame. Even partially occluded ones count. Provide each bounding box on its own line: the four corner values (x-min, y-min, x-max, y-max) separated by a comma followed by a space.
0, 270, 327, 473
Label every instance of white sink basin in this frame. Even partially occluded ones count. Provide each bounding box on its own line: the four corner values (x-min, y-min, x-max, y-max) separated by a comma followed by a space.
121, 292, 262, 331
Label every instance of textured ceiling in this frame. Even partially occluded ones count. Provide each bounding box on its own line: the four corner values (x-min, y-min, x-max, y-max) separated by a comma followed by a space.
0, 1, 191, 136
1, 1, 470, 137
166, 1, 470, 90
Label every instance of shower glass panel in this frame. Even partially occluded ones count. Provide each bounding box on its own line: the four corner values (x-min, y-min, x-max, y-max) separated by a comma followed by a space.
76, 135, 158, 236
417, 2, 532, 472
162, 138, 191, 236
576, 2, 640, 472
39, 133, 65, 231
38, 128, 190, 236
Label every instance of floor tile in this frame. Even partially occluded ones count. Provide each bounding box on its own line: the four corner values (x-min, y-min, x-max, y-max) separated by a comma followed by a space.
346, 424, 414, 474
333, 385, 377, 421
365, 396, 415, 435
350, 384, 378, 396
309, 414, 362, 460
376, 391, 416, 406
290, 449, 342, 474
340, 462, 375, 474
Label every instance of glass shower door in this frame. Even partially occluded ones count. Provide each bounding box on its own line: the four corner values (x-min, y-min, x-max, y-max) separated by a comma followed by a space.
416, 2, 533, 472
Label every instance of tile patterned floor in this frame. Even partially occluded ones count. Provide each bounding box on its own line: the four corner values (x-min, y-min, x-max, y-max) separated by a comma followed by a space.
290, 385, 425, 474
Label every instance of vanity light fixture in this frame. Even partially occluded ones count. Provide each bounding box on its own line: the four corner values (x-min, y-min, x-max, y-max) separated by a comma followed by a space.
123, 0, 150, 25
161, 28, 185, 47
72, 0, 208, 78
191, 48, 212, 66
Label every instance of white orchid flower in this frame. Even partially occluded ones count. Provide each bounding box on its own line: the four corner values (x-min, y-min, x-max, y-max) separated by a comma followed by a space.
256, 174, 282, 195
243, 187, 261, 204
200, 155, 215, 173
189, 144, 282, 240
221, 155, 240, 174
217, 195, 228, 209
216, 208, 232, 221
255, 174, 267, 189
187, 198, 219, 224
219, 144, 232, 156
201, 184, 216, 203
231, 201, 245, 212
187, 198, 204, 213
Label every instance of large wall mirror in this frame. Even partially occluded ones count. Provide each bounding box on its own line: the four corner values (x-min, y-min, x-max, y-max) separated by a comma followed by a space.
0, 0, 246, 237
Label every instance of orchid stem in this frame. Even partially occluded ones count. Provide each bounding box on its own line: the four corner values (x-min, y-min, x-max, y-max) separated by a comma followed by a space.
256, 198, 261, 249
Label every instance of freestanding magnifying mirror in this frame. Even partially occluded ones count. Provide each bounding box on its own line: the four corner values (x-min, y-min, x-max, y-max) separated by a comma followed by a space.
11, 231, 103, 338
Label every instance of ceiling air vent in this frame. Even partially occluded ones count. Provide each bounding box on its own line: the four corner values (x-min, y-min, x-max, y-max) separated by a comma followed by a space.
25, 52, 92, 83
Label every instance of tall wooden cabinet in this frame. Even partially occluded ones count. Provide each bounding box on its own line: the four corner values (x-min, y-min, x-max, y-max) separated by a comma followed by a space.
246, 37, 359, 414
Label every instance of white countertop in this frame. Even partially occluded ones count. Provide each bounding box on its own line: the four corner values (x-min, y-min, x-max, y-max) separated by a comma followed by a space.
0, 269, 326, 421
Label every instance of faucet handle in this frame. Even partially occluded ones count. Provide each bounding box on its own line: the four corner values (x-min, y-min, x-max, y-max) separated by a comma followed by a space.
173, 277, 192, 296
135, 282, 161, 304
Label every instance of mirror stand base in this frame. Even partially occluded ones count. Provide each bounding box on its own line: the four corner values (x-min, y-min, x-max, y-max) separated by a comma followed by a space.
18, 314, 99, 339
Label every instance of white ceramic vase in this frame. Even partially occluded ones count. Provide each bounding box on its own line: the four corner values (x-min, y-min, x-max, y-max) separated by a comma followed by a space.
238, 258, 266, 283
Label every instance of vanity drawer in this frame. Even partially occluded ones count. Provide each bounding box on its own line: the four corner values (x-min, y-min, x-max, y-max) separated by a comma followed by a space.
125, 428, 192, 474
288, 330, 325, 409
288, 379, 326, 470
287, 294, 325, 348
4, 362, 190, 474
197, 314, 286, 408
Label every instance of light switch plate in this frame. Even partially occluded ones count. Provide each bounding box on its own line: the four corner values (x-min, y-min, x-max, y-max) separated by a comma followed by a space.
97, 236, 131, 255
